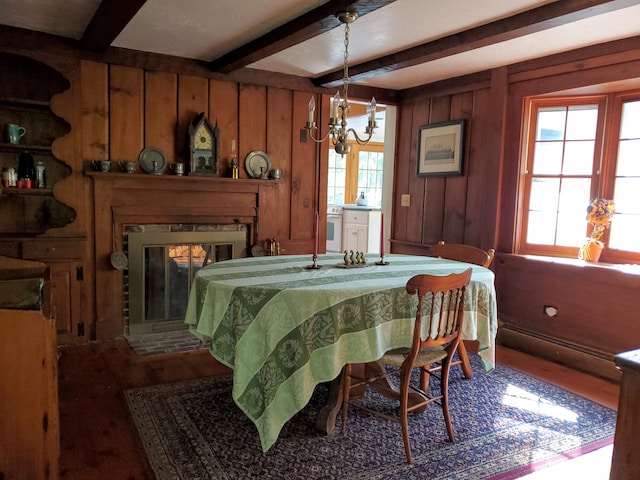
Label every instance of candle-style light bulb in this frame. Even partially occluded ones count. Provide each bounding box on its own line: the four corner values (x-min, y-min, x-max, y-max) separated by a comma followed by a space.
368, 97, 377, 125
308, 96, 315, 125
332, 92, 341, 123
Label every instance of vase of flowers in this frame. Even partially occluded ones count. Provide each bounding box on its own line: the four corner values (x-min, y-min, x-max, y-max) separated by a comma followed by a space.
578, 198, 615, 262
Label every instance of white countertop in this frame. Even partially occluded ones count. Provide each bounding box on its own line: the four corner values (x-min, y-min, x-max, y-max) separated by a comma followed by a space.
341, 204, 381, 211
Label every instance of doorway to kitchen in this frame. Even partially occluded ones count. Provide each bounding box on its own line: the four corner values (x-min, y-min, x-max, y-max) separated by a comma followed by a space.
326, 102, 396, 254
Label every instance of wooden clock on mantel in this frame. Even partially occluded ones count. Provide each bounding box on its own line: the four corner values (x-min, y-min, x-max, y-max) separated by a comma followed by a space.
187, 112, 220, 176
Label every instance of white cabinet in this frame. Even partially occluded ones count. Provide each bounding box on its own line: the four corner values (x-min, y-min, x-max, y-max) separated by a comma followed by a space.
342, 208, 382, 253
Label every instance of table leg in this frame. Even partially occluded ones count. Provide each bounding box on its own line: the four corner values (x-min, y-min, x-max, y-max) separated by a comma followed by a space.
315, 362, 427, 434
316, 374, 343, 435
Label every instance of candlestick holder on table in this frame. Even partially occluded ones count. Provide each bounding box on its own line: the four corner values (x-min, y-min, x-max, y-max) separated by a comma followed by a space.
306, 254, 322, 269
375, 253, 389, 265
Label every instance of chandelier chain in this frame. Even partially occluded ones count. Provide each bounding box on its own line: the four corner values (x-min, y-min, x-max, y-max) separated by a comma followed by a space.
343, 22, 350, 104
303, 11, 376, 154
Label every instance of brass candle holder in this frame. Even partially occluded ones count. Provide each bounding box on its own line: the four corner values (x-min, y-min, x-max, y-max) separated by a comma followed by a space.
375, 253, 389, 266
305, 254, 322, 270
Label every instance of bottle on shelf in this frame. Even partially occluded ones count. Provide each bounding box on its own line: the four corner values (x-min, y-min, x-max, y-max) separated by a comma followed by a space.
36, 161, 46, 188
18, 150, 35, 181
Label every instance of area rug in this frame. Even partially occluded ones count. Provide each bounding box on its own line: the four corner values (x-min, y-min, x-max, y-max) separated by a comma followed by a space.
124, 356, 616, 480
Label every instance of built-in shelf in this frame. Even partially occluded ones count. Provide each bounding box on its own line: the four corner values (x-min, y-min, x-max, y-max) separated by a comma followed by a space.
1, 187, 53, 195
0, 97, 50, 108
0, 143, 52, 153
84, 170, 279, 184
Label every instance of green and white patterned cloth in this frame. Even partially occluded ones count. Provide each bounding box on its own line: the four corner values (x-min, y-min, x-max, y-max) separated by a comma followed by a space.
185, 253, 497, 452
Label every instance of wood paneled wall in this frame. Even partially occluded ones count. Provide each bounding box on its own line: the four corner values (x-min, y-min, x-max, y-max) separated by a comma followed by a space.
0, 38, 327, 340
391, 80, 502, 254
393, 37, 640, 377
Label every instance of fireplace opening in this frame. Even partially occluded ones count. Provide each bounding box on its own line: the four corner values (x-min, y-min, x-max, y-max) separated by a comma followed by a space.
126, 226, 248, 336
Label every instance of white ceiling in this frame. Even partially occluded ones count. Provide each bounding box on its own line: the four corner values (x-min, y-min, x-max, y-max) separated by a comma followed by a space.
2, 0, 640, 91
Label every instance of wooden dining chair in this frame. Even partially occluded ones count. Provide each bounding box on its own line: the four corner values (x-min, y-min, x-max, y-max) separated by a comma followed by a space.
341, 268, 472, 464
429, 240, 495, 378
430, 240, 495, 268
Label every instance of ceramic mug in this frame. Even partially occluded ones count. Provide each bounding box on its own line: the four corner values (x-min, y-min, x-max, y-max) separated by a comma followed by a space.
170, 162, 185, 176
118, 160, 138, 173
6, 124, 26, 144
92, 160, 111, 172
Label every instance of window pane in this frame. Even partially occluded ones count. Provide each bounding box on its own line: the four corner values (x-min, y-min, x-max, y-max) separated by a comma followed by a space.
527, 211, 556, 244
356, 150, 384, 207
328, 150, 347, 205
558, 178, 591, 213
537, 107, 565, 140
556, 178, 592, 245
562, 141, 595, 175
616, 139, 640, 176
532, 142, 563, 174
556, 211, 585, 246
620, 100, 640, 139
614, 177, 640, 214
609, 214, 640, 252
565, 105, 598, 140
529, 177, 559, 211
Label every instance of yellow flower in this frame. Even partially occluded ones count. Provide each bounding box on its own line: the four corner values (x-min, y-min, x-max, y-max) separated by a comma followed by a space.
585, 198, 615, 241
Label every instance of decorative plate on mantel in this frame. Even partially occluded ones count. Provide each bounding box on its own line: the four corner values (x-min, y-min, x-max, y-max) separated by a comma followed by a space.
245, 151, 271, 179
139, 147, 168, 175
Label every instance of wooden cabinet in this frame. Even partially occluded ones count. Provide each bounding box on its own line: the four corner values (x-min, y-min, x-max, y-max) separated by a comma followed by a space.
0, 256, 59, 479
342, 208, 382, 253
0, 237, 86, 344
0, 53, 74, 234
22, 238, 85, 343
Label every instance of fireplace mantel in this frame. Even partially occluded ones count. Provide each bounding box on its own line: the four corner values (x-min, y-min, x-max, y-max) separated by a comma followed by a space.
88, 171, 276, 340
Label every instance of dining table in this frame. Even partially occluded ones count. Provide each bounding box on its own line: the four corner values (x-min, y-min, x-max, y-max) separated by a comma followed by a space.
185, 253, 497, 452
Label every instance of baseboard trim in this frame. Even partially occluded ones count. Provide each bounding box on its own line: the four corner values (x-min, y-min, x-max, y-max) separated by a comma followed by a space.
497, 325, 621, 383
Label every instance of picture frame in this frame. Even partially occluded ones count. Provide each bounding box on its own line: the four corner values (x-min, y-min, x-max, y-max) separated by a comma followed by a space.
417, 119, 465, 177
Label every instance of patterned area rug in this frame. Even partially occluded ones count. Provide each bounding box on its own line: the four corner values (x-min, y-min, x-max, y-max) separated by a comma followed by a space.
124, 356, 615, 480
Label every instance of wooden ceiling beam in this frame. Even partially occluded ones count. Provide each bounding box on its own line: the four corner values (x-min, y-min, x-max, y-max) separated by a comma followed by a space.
314, 0, 640, 86
208, 0, 396, 74
81, 0, 147, 52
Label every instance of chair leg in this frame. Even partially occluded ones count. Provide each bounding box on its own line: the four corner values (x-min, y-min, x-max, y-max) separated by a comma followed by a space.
441, 358, 456, 443
341, 364, 351, 433
457, 340, 473, 379
419, 367, 431, 392
399, 365, 414, 464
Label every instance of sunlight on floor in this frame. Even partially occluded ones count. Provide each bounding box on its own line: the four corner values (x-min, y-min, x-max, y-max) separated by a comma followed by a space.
515, 445, 613, 479
503, 384, 579, 422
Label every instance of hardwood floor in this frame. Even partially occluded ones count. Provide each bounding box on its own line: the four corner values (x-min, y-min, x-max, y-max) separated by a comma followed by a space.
56, 340, 619, 479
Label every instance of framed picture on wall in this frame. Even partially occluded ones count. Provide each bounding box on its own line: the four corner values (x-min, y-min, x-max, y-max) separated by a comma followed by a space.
417, 119, 465, 177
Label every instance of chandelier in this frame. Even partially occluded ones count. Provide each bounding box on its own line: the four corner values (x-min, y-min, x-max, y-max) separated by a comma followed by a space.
305, 11, 377, 155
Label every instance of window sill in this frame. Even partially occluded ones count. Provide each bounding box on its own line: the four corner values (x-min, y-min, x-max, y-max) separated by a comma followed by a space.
500, 253, 640, 276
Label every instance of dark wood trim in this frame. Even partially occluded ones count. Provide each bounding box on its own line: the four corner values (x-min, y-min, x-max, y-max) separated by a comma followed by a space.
81, 0, 147, 51
208, 0, 397, 73
497, 325, 620, 382
0, 25, 399, 103
314, 0, 640, 87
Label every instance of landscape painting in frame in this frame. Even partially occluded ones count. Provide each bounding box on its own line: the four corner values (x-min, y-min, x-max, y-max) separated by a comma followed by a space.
417, 119, 465, 177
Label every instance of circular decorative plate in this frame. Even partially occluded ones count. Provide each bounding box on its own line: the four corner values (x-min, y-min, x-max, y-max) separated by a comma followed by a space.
139, 147, 168, 175
251, 245, 266, 257
245, 151, 271, 179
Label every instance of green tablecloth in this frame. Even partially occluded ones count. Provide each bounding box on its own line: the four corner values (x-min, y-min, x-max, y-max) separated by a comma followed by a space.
185, 253, 497, 451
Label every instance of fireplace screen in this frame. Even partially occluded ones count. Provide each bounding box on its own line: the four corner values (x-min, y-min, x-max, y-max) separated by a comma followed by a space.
127, 230, 247, 335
